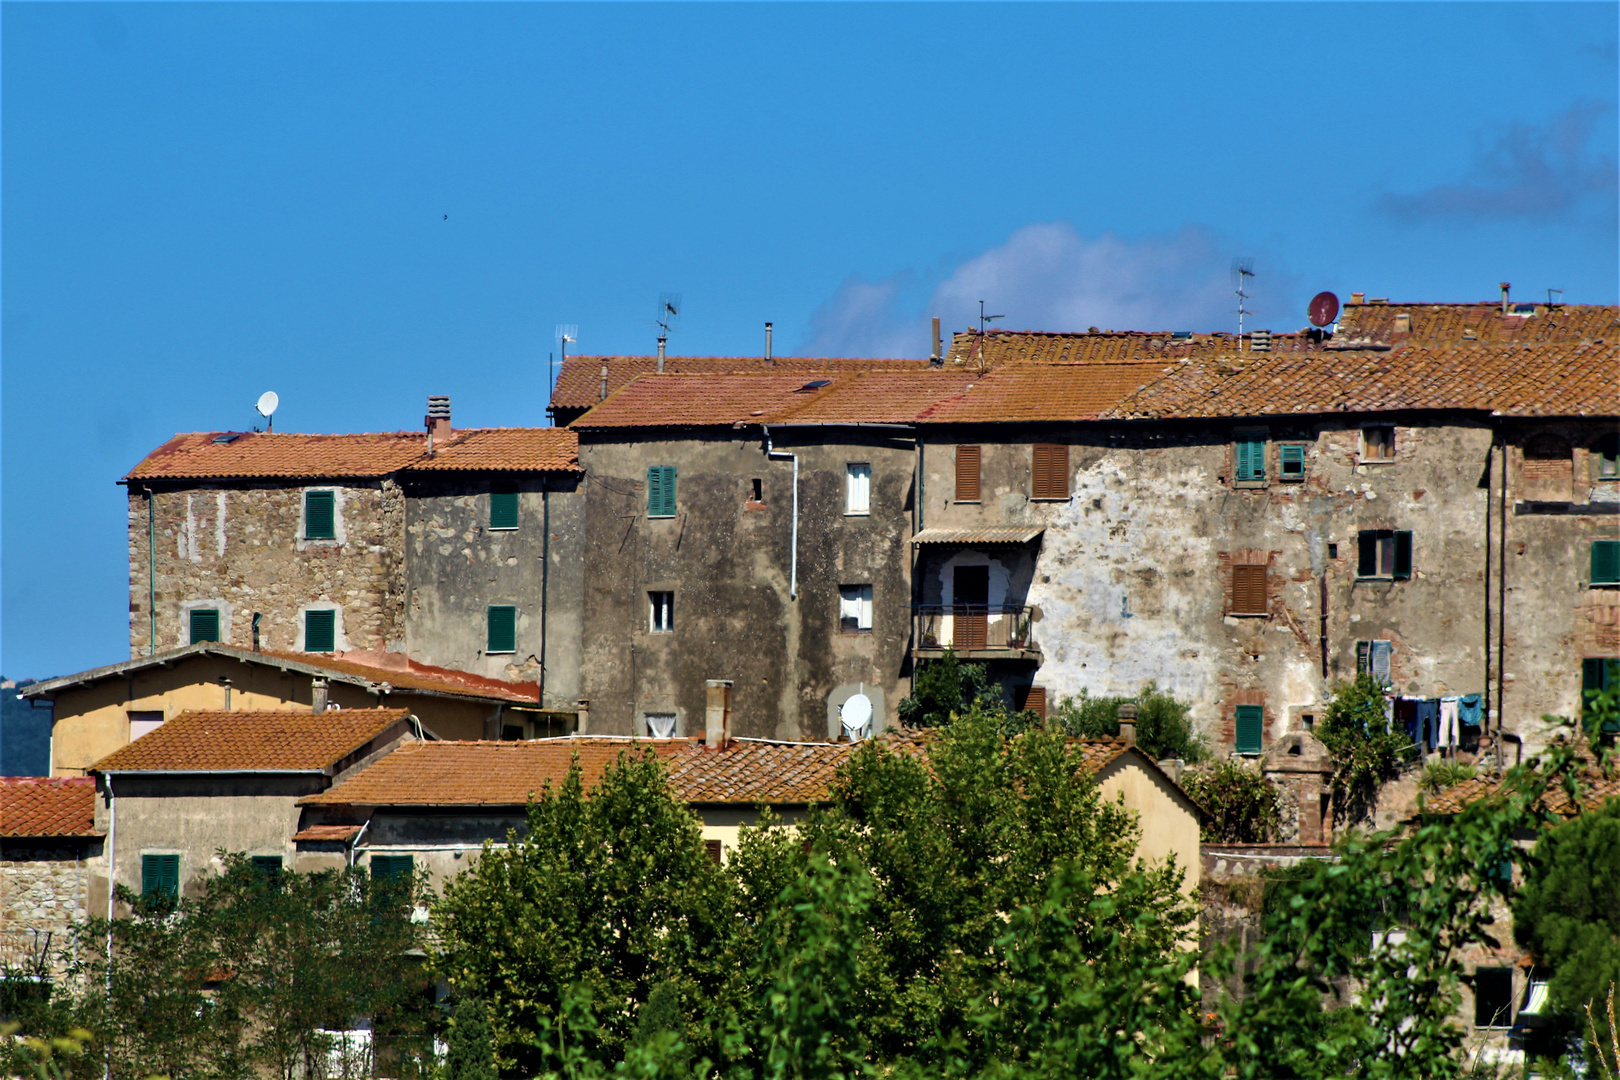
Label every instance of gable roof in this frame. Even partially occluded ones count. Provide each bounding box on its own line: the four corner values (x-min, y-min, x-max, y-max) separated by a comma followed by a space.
1, 778, 100, 838
89, 708, 409, 774
298, 737, 691, 807
1333, 301, 1618, 346
550, 356, 933, 413
124, 428, 579, 483
573, 371, 982, 430
23, 642, 540, 706
916, 363, 1175, 423
1108, 340, 1618, 420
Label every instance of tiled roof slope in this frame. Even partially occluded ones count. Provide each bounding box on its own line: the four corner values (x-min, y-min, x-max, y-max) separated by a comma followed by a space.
944, 329, 1320, 366
90, 709, 409, 773
1334, 302, 1618, 346
299, 738, 691, 806
917, 364, 1175, 423
574, 372, 982, 430
551, 356, 932, 412
666, 740, 855, 802
126, 429, 578, 482
405, 428, 579, 473
1, 778, 100, 838
1109, 341, 1618, 420
1424, 764, 1620, 817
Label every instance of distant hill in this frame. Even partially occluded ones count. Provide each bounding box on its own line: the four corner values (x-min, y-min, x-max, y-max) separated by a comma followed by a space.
2, 678, 52, 776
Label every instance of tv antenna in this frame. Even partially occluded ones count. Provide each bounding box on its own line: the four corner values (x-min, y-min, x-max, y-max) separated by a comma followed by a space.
978, 299, 1004, 336
255, 391, 279, 432
1231, 259, 1255, 345
555, 324, 578, 363
654, 293, 681, 370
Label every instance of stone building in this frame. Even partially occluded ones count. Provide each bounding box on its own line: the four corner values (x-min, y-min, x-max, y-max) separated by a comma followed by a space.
26, 641, 549, 777
120, 402, 583, 708
1, 778, 103, 979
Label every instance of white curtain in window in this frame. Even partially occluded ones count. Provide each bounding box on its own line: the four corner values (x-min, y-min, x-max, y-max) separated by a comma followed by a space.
840, 585, 873, 631
645, 713, 677, 738
846, 463, 871, 514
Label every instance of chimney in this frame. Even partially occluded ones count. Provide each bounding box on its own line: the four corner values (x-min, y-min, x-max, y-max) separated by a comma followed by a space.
1350, 292, 1365, 305
311, 678, 329, 714
425, 396, 451, 453
598, 365, 609, 401
576, 698, 590, 735
220, 678, 232, 710
705, 679, 734, 749
1393, 312, 1411, 334
764, 323, 773, 364
930, 317, 943, 367
1250, 329, 1271, 352
657, 335, 666, 374
1500, 281, 1511, 315
1116, 701, 1138, 746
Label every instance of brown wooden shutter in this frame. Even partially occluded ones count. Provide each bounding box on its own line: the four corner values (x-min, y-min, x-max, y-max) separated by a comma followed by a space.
1231, 565, 1268, 615
704, 839, 723, 865
1022, 686, 1047, 718
956, 445, 981, 501
1032, 444, 1069, 499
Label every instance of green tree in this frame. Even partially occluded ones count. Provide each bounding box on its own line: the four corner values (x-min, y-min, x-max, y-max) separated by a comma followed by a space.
432, 747, 736, 1075
1318, 674, 1410, 825
444, 996, 498, 1080
1513, 795, 1620, 1055
1050, 683, 1207, 763
1182, 761, 1284, 843
897, 649, 997, 728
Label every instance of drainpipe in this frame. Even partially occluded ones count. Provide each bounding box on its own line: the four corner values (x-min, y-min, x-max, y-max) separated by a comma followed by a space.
762, 426, 798, 599
104, 774, 117, 985
540, 485, 550, 706
349, 817, 371, 867
1496, 435, 1509, 767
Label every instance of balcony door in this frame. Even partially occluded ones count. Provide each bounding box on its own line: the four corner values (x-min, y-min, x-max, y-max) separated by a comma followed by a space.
953, 566, 989, 650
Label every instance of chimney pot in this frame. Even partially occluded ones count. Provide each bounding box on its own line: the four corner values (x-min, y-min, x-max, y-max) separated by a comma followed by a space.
311, 678, 329, 714
576, 698, 590, 735
764, 322, 773, 363
1350, 292, 1365, 304
705, 679, 734, 749
657, 336, 666, 373
1116, 701, 1138, 745
425, 396, 452, 450
1500, 281, 1511, 316
930, 316, 943, 366
599, 366, 609, 401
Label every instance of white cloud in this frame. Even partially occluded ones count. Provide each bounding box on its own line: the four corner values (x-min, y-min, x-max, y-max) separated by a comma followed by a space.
798, 223, 1280, 358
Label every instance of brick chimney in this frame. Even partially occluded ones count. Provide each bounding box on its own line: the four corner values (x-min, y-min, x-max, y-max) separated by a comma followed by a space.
1116, 701, 1138, 746
705, 680, 733, 749
425, 396, 451, 452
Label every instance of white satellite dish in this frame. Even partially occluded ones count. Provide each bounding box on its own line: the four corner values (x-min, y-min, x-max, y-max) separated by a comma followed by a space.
256, 391, 279, 431
840, 692, 873, 741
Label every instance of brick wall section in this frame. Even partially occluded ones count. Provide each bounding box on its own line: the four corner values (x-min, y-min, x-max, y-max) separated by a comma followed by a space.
127, 482, 407, 658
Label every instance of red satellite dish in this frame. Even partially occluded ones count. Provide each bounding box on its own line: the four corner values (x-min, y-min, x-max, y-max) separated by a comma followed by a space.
1308, 291, 1340, 328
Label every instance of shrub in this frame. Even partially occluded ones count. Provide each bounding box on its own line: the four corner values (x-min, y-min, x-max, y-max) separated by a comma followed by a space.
1182, 761, 1284, 843
898, 649, 998, 728
1318, 673, 1410, 825
1051, 683, 1207, 763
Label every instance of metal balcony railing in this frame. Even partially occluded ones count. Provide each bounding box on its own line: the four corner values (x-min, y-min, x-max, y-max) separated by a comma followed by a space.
915, 604, 1035, 652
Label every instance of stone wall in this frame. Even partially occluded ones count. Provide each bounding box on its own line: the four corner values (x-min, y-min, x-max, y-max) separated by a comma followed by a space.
1, 841, 101, 978
127, 481, 407, 659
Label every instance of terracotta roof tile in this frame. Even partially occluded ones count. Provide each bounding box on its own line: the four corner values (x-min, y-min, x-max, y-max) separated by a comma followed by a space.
665, 741, 855, 803
574, 374, 843, 429
404, 428, 579, 473
256, 649, 541, 704
126, 432, 429, 481
1, 778, 99, 838
299, 737, 691, 806
292, 824, 363, 842
1334, 302, 1618, 346
90, 709, 409, 773
551, 356, 932, 412
781, 372, 981, 424
1424, 762, 1620, 817
943, 330, 1320, 366
1109, 341, 1618, 420
916, 363, 1175, 423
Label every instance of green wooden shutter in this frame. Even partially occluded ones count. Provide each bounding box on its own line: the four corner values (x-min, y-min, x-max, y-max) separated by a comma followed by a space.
487, 605, 517, 653
1235, 705, 1264, 754
304, 491, 336, 539
1280, 444, 1306, 479
142, 854, 179, 901
304, 609, 336, 653
1591, 540, 1620, 585
1235, 437, 1266, 481
1358, 531, 1378, 577
251, 855, 283, 876
648, 466, 676, 517
1357, 640, 1371, 676
660, 467, 676, 516
1393, 531, 1413, 579
189, 608, 220, 644
490, 490, 520, 530
371, 854, 414, 882
1585, 658, 1616, 694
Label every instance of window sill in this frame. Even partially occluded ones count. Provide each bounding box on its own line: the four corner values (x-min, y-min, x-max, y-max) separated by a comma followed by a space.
838, 630, 874, 636
485, 651, 516, 656
487, 526, 518, 532
845, 511, 871, 518
1359, 458, 1397, 465
954, 500, 981, 505
1355, 575, 1410, 582
1231, 480, 1268, 489
1229, 611, 1269, 618
1028, 496, 1071, 502
648, 514, 676, 520
1279, 476, 1305, 483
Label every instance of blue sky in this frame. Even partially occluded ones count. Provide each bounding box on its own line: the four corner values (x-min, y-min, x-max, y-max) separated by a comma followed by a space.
3, 2, 1616, 679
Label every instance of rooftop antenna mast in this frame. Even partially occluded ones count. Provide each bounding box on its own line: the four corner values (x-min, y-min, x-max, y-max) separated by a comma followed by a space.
977, 300, 1004, 371
655, 293, 681, 373
552, 324, 578, 426
1232, 258, 1255, 348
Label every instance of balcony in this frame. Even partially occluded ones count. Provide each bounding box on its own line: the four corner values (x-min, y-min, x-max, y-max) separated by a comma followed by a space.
914, 604, 1040, 662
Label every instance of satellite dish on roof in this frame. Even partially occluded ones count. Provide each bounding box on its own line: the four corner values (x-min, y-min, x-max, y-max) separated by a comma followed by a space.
1308, 291, 1340, 328
255, 391, 279, 432
841, 692, 873, 741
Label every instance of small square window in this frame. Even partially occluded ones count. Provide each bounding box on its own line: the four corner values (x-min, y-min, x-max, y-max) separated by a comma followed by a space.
645, 713, 677, 738
1474, 967, 1513, 1028
490, 489, 519, 530
189, 608, 221, 644
838, 585, 873, 633
487, 605, 517, 653
304, 491, 336, 539
747, 478, 764, 505
304, 609, 337, 653
370, 854, 414, 883
128, 711, 165, 741
1279, 444, 1307, 480
1361, 426, 1396, 462
846, 463, 871, 515
1357, 529, 1413, 579
251, 855, 283, 877
650, 591, 674, 633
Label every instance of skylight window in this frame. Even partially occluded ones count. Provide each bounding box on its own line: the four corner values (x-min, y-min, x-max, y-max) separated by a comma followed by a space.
796, 380, 831, 392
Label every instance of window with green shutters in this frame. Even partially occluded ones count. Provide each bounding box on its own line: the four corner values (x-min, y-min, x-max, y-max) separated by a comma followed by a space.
490, 489, 519, 530
647, 466, 677, 518
304, 609, 337, 653
487, 605, 517, 653
1234, 436, 1267, 482
1584, 659, 1619, 733
371, 854, 414, 882
251, 855, 283, 877
189, 608, 220, 644
1591, 540, 1620, 585
304, 490, 336, 539
142, 853, 180, 902
1279, 444, 1306, 481
1235, 705, 1264, 755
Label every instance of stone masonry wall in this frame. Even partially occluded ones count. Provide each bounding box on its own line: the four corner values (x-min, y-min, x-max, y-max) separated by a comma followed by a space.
127, 481, 407, 658
1, 843, 99, 979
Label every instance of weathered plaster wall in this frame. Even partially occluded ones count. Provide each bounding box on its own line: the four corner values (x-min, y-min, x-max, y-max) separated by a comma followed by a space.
578, 430, 915, 740
921, 419, 1499, 752
48, 658, 490, 776
402, 475, 586, 706
128, 483, 407, 659
1094, 756, 1202, 894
